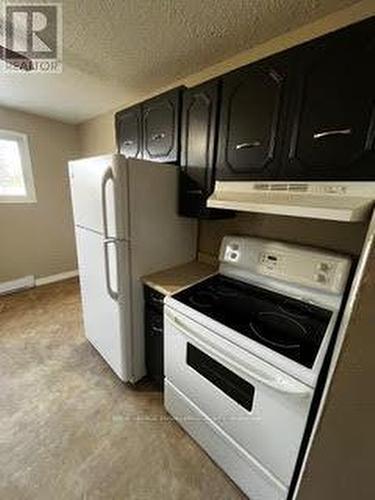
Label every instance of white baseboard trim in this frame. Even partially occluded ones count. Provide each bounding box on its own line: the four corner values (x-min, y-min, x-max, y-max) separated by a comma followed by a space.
0, 270, 78, 296
35, 270, 78, 286
0, 275, 35, 295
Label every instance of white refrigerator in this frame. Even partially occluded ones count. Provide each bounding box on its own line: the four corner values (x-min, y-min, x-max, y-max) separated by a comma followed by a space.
68, 154, 197, 383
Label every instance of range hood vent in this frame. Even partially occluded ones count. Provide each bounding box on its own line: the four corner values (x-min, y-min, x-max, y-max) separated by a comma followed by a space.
253, 182, 309, 193
207, 182, 375, 222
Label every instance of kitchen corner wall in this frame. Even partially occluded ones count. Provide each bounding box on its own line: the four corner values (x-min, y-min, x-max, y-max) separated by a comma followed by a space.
0, 106, 80, 283
79, 111, 116, 157
199, 213, 368, 261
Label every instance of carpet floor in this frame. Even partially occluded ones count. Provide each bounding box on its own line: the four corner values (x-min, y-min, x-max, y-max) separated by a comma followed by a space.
0, 279, 245, 500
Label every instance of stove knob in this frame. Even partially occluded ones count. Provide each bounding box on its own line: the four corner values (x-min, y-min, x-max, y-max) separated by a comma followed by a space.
318, 262, 332, 272
315, 273, 328, 284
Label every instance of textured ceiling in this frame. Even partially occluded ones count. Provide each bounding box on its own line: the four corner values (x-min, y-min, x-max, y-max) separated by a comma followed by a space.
0, 0, 363, 123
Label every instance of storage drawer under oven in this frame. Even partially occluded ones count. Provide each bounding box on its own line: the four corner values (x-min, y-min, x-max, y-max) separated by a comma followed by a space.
164, 306, 313, 486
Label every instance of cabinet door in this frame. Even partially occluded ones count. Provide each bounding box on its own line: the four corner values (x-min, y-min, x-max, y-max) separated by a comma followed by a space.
115, 105, 142, 159
179, 80, 219, 217
283, 23, 375, 180
217, 56, 288, 180
145, 309, 164, 386
142, 88, 181, 163
144, 286, 164, 387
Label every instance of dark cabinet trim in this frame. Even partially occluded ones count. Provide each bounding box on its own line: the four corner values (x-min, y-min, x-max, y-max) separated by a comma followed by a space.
115, 87, 183, 164
115, 105, 142, 159
179, 79, 233, 218
116, 17, 375, 199
142, 87, 182, 163
181, 80, 218, 191
144, 285, 164, 388
216, 54, 290, 181
282, 26, 375, 180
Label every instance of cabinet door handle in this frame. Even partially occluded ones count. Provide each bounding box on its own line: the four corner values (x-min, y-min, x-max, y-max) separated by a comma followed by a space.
186, 189, 203, 194
151, 297, 164, 306
151, 132, 166, 141
235, 141, 261, 150
313, 128, 352, 139
123, 139, 134, 146
151, 325, 163, 334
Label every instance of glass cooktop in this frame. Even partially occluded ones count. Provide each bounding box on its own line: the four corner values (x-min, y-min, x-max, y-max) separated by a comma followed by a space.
172, 274, 333, 368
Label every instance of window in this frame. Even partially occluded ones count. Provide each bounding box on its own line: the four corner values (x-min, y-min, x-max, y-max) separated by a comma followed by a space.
0, 129, 36, 203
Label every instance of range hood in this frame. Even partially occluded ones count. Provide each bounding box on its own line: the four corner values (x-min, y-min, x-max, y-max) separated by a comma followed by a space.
207, 182, 375, 222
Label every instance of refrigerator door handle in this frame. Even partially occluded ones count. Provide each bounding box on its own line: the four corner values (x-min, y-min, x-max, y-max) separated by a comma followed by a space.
101, 166, 114, 239
103, 237, 119, 301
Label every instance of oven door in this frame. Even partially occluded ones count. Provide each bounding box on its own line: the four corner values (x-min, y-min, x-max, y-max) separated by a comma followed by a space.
164, 306, 313, 486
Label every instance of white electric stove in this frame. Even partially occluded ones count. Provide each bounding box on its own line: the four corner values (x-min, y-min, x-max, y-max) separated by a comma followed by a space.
164, 236, 351, 500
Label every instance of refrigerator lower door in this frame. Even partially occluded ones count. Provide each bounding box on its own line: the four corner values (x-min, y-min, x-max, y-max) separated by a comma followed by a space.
75, 226, 132, 381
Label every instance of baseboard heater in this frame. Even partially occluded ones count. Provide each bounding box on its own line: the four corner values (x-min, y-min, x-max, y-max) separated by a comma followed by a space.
0, 275, 35, 296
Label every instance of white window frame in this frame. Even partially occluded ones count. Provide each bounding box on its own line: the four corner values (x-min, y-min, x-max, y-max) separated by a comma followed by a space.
0, 129, 36, 203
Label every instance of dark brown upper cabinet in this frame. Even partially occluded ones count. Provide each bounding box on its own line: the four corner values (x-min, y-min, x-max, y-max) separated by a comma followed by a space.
115, 104, 142, 159
115, 87, 183, 163
115, 17, 375, 187
142, 88, 182, 163
282, 20, 375, 180
179, 79, 231, 218
216, 54, 289, 180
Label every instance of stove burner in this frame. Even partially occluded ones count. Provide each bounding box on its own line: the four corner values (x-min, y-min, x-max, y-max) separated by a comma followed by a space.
278, 298, 316, 319
207, 284, 238, 298
249, 312, 306, 350
188, 291, 216, 309
172, 273, 332, 369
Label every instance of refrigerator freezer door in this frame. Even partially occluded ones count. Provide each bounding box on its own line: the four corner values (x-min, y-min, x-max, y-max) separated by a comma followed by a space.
69, 154, 129, 239
75, 226, 133, 381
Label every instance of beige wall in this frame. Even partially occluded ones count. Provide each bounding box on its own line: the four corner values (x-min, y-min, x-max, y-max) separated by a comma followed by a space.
199, 213, 367, 263
78, 0, 375, 157
0, 106, 80, 282
79, 111, 115, 158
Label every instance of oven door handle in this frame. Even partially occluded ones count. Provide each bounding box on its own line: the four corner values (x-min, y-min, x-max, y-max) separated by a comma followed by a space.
165, 311, 312, 397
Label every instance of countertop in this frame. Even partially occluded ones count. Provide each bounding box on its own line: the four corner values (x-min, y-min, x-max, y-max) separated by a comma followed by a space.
141, 261, 217, 296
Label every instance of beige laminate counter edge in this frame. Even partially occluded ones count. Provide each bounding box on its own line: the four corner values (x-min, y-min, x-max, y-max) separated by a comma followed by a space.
141, 261, 218, 296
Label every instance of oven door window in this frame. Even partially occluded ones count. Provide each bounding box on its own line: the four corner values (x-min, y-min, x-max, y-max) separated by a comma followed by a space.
186, 343, 255, 412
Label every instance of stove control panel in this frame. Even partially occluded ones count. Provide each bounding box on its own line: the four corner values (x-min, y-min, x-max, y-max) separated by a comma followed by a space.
220, 236, 351, 295
259, 251, 284, 270
314, 261, 336, 285
225, 242, 240, 262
